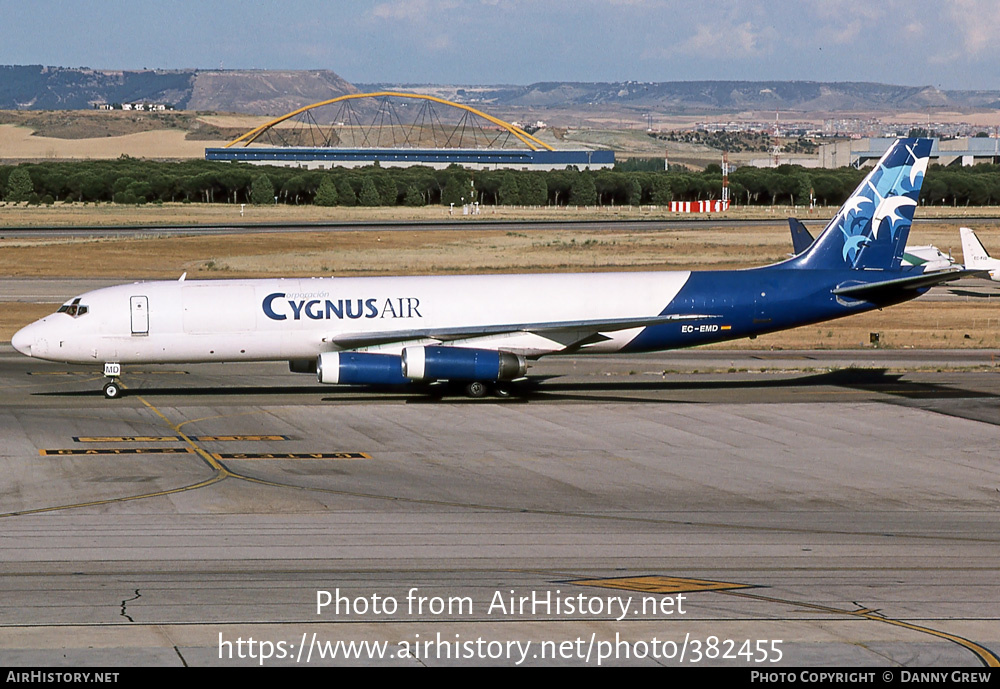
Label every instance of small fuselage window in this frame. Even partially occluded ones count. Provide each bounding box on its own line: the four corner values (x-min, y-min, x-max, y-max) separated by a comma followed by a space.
57, 297, 89, 318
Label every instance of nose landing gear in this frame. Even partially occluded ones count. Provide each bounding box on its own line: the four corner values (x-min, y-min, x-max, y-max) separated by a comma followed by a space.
103, 362, 124, 399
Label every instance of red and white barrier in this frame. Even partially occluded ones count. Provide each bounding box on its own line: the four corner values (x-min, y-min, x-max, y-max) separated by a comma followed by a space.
670, 200, 729, 213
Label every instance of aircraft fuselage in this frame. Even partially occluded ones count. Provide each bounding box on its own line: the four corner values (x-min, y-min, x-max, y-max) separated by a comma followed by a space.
12, 266, 908, 366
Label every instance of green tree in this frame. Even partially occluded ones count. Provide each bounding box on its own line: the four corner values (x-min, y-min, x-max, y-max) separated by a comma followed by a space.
77, 173, 107, 203
569, 173, 597, 206
626, 175, 642, 205
498, 172, 520, 205
648, 176, 672, 205
358, 176, 381, 206
113, 180, 151, 205
335, 176, 357, 206
114, 190, 138, 205
440, 175, 468, 206
595, 171, 626, 205
282, 174, 310, 205
404, 184, 425, 206
6, 168, 34, 203
520, 174, 548, 205
809, 173, 846, 206
669, 173, 709, 201
547, 170, 575, 206
405, 168, 439, 205
112, 176, 137, 196
251, 173, 274, 205
147, 174, 175, 203
217, 168, 252, 204
372, 170, 398, 206
314, 176, 339, 207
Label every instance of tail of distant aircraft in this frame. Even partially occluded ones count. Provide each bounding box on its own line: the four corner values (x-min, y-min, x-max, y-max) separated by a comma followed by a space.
960, 227, 1000, 281
788, 138, 932, 272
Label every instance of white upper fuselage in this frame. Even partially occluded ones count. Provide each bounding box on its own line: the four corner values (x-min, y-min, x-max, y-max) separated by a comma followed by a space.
13, 271, 692, 365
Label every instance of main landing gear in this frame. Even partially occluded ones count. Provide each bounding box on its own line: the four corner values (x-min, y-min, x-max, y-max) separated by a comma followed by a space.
103, 362, 124, 399
463, 381, 515, 399
464, 381, 488, 398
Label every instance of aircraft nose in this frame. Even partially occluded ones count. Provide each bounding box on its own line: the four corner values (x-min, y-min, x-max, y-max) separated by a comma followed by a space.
11, 323, 35, 357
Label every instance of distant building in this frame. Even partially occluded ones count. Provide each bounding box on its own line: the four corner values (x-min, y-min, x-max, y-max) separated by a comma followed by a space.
205, 146, 614, 171
819, 137, 1000, 168
748, 155, 822, 169
94, 102, 174, 111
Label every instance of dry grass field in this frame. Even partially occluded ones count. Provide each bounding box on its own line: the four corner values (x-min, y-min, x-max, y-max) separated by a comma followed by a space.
0, 124, 230, 160
3, 205, 1000, 353
3, 200, 1000, 228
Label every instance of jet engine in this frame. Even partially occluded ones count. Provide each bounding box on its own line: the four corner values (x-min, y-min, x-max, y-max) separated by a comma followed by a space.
316, 351, 409, 385
401, 346, 526, 382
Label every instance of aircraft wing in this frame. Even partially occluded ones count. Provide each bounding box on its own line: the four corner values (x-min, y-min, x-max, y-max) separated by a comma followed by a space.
832, 268, 988, 300
325, 312, 717, 351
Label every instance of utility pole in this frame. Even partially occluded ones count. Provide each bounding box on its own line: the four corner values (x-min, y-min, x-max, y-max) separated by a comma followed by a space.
721, 152, 729, 208
771, 111, 781, 167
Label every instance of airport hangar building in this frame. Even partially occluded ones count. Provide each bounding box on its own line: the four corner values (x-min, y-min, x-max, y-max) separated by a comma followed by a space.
205, 146, 615, 171
204, 92, 614, 171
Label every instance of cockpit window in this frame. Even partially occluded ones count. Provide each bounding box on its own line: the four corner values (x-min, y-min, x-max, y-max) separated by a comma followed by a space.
57, 297, 89, 318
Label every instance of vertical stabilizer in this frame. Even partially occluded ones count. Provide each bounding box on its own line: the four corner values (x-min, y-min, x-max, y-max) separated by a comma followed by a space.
791, 138, 931, 271
960, 227, 1000, 280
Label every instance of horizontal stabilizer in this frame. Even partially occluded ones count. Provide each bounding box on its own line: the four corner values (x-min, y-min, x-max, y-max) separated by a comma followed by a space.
328, 313, 717, 350
789, 218, 816, 255
832, 268, 986, 300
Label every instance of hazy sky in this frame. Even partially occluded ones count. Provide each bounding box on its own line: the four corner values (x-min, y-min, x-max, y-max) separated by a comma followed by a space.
3, 0, 999, 89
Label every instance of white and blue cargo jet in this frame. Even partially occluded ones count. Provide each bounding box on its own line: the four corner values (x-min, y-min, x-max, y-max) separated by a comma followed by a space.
11, 138, 974, 398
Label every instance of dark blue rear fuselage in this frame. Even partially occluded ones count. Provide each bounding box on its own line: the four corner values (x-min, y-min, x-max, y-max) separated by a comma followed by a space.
624, 264, 924, 353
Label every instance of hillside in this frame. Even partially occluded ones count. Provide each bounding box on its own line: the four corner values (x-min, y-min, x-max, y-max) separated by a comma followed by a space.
360, 80, 1000, 114
0, 66, 358, 115
5, 66, 1000, 117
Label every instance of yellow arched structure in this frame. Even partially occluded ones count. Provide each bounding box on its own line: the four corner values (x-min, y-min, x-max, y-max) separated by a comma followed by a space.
225, 91, 554, 152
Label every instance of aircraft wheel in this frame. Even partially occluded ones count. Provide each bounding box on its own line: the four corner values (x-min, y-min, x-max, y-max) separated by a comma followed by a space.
492, 383, 513, 398
465, 381, 488, 398
103, 381, 123, 399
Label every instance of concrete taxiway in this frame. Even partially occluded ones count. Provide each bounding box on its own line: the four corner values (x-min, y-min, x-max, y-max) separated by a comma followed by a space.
0, 345, 998, 667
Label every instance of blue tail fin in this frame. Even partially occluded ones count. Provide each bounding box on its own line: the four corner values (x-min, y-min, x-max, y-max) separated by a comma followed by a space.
791, 138, 931, 271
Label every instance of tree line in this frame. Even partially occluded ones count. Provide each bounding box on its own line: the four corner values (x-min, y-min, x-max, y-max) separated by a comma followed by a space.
3, 156, 1000, 208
